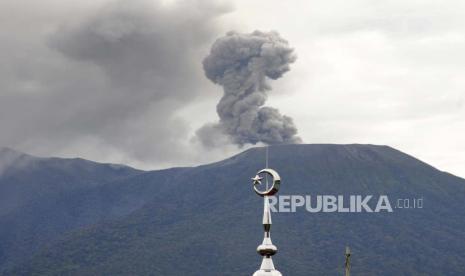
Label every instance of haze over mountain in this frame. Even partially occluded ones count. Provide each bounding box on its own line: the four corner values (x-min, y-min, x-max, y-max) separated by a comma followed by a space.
0, 144, 464, 275
0, 147, 148, 271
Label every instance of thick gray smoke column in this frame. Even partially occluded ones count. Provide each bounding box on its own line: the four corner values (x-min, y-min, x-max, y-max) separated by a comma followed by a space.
198, 30, 301, 147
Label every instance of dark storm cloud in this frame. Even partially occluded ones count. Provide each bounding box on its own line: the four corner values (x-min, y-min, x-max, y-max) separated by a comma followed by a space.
0, 0, 231, 167
197, 31, 301, 147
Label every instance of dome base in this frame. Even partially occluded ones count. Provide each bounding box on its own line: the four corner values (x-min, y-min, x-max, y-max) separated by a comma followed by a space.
253, 270, 282, 276
253, 256, 282, 276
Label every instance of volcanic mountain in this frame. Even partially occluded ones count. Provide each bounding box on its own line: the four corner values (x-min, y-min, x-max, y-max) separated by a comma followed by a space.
0, 144, 464, 275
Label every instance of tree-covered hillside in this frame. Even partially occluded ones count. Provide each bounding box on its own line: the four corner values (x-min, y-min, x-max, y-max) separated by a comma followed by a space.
2, 144, 465, 275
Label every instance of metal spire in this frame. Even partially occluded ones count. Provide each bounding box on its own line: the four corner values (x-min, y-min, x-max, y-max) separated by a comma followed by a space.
265, 146, 269, 190
252, 167, 282, 276
266, 146, 269, 169
345, 246, 351, 276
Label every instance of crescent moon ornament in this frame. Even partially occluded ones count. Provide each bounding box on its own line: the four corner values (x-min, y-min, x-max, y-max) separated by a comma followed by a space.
252, 168, 281, 197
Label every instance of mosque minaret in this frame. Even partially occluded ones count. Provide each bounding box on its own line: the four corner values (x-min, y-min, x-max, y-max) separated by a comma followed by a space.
252, 168, 282, 276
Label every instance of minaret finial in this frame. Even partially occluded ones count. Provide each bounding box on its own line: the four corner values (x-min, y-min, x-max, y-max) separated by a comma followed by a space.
251, 168, 282, 276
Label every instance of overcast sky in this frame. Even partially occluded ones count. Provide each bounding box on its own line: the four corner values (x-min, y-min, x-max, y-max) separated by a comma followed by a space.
1, 0, 464, 177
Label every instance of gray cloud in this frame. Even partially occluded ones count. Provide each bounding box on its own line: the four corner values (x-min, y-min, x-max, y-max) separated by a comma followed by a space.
0, 0, 233, 168
197, 30, 301, 147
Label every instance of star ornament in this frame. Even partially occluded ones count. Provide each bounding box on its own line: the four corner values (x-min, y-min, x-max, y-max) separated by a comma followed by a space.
251, 175, 263, 186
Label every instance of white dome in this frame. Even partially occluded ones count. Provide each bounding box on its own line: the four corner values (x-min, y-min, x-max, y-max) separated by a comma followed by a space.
253, 270, 282, 276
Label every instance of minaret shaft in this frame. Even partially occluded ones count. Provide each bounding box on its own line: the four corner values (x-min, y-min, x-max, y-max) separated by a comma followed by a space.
255, 205, 279, 275
263, 196, 272, 229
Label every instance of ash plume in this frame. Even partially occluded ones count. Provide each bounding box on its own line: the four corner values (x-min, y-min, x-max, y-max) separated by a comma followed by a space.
197, 30, 301, 147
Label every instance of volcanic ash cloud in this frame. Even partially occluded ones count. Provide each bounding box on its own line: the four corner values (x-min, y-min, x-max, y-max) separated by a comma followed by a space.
197, 30, 302, 147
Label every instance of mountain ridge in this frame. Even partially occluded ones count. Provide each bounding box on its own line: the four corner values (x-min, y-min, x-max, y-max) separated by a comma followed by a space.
1, 144, 464, 275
